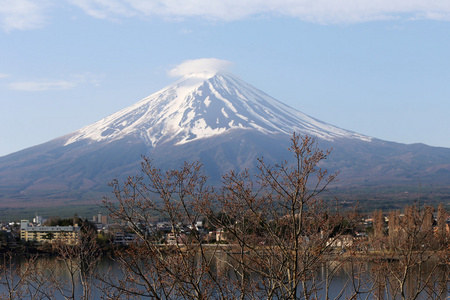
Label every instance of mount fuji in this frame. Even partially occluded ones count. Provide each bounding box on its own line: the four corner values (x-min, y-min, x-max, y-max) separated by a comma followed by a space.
65, 71, 371, 148
1, 67, 450, 208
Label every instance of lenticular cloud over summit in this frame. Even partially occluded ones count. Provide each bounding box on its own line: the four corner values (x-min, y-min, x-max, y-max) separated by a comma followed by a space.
168, 58, 233, 77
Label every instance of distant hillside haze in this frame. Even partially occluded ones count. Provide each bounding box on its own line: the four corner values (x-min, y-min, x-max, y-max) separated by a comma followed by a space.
1, 71, 450, 208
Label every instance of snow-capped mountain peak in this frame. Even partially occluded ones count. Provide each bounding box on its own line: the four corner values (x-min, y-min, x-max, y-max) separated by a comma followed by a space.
64, 72, 371, 148
6, 62, 450, 208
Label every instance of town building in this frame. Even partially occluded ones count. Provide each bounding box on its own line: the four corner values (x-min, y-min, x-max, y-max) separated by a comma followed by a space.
93, 212, 108, 224
20, 220, 80, 244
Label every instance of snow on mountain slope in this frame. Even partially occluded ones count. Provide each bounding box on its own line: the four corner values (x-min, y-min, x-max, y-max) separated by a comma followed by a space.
64, 71, 372, 148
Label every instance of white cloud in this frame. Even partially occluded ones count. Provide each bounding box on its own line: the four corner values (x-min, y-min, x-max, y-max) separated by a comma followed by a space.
68, 0, 450, 23
8, 73, 103, 91
0, 74, 10, 79
2, 0, 450, 32
9, 80, 77, 91
0, 0, 49, 32
168, 58, 233, 77
67, 0, 135, 19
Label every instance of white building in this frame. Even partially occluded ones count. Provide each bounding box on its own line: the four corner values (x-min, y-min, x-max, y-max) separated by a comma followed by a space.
20, 220, 80, 244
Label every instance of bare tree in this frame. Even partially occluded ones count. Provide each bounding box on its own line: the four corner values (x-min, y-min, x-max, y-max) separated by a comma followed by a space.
0, 252, 37, 300
101, 160, 234, 299
369, 204, 449, 300
2, 134, 449, 299
0, 226, 102, 300
372, 209, 385, 251
436, 203, 448, 247
208, 134, 358, 299
98, 133, 450, 299
46, 228, 101, 300
101, 134, 362, 299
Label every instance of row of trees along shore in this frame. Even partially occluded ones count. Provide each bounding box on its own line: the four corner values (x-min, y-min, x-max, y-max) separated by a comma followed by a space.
1, 134, 449, 299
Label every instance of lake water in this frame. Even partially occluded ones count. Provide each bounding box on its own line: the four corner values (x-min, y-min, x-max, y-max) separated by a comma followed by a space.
0, 254, 448, 299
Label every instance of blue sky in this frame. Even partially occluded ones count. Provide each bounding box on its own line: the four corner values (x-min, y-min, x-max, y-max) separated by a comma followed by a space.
1, 0, 450, 156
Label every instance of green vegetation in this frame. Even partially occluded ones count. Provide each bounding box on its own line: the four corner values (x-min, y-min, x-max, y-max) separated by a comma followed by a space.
0, 205, 109, 223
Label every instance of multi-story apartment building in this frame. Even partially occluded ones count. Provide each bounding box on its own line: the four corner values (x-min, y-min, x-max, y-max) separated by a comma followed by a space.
20, 220, 80, 244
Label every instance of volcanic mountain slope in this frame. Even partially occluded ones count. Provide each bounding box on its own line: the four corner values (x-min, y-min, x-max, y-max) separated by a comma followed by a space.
1, 71, 450, 207
64, 72, 371, 147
